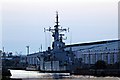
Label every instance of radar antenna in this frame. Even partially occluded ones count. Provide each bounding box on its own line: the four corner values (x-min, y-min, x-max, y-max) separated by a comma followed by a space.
44, 12, 69, 49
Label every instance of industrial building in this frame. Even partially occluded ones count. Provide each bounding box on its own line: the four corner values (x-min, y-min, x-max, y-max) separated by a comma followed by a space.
27, 39, 120, 70
65, 39, 120, 65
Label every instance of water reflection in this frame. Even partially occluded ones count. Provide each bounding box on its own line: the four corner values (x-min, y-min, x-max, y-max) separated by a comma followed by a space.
10, 70, 70, 79
10, 70, 120, 80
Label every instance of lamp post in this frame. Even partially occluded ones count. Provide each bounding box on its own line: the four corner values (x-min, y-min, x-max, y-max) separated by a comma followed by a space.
2, 47, 4, 52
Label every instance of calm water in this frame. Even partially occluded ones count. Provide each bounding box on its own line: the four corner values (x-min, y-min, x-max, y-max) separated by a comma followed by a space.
10, 70, 120, 80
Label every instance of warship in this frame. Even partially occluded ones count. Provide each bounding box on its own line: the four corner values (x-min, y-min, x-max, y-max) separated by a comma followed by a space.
35, 12, 76, 73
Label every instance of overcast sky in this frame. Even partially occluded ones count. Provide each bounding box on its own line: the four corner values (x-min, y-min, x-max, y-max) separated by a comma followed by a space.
1, 0, 119, 55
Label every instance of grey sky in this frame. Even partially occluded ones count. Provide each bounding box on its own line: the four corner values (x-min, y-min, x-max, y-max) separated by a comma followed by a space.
1, 0, 119, 55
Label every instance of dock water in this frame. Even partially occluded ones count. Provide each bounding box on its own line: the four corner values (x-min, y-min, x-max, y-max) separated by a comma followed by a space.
10, 69, 120, 80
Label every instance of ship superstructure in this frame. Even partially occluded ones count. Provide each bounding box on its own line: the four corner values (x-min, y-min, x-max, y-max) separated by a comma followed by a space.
44, 11, 66, 50
38, 12, 74, 72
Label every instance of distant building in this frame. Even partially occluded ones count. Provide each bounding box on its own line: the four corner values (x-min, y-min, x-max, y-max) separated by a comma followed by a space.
1, 51, 27, 69
27, 52, 41, 67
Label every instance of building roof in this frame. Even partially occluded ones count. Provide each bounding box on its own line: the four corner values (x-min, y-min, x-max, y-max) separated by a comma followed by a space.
27, 52, 43, 56
65, 39, 120, 48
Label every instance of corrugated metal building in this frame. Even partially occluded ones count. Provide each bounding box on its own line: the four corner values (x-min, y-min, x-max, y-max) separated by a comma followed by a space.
65, 39, 120, 65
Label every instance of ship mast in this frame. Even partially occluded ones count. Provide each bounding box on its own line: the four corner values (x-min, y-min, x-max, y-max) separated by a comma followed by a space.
54, 11, 59, 42
44, 12, 69, 50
